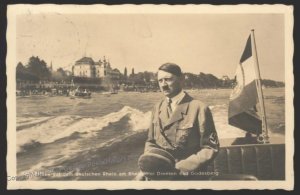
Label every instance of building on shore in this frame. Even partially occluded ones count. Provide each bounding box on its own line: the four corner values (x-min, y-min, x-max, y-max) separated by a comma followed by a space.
72, 56, 121, 79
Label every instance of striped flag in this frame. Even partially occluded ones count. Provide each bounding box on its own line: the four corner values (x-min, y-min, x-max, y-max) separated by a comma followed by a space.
228, 35, 262, 135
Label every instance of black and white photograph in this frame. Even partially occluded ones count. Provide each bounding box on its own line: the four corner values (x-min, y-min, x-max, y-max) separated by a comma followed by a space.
6, 4, 294, 190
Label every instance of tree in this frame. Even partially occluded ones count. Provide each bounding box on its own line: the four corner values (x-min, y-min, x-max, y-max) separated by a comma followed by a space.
51, 68, 66, 81
262, 79, 285, 88
57, 68, 67, 77
143, 71, 151, 83
124, 67, 127, 77
16, 61, 39, 81
17, 62, 25, 72
26, 56, 51, 80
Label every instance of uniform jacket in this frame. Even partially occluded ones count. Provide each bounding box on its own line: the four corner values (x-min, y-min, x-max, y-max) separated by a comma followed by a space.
145, 92, 219, 172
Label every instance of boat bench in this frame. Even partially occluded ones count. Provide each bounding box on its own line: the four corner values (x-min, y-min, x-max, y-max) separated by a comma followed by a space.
207, 144, 285, 180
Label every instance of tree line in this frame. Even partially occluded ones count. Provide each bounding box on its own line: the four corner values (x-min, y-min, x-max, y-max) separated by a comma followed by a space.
16, 56, 285, 89
17, 56, 72, 82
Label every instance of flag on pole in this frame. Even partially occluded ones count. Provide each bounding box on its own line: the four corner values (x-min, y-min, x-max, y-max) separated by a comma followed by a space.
228, 35, 262, 135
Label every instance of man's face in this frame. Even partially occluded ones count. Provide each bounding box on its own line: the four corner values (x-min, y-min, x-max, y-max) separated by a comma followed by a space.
157, 70, 182, 98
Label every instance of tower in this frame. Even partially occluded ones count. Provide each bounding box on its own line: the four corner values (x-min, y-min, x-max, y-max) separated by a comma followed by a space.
50, 61, 53, 72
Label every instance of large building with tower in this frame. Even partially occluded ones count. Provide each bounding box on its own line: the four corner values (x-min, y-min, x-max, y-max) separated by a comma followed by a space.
72, 56, 121, 79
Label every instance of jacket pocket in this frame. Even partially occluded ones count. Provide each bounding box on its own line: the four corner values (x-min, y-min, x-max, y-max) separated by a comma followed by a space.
175, 123, 193, 144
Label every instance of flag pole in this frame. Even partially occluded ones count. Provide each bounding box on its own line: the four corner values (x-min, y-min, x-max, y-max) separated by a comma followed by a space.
251, 29, 269, 144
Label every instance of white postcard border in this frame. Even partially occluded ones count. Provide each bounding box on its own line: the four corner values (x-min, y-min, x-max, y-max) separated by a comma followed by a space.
6, 4, 294, 190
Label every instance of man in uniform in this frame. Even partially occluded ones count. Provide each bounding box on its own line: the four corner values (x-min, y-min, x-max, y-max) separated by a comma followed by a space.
136, 63, 219, 180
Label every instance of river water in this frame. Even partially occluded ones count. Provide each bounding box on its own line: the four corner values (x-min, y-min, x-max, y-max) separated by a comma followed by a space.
16, 88, 285, 180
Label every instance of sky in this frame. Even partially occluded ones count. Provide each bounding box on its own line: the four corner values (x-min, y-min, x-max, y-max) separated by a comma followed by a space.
16, 13, 285, 81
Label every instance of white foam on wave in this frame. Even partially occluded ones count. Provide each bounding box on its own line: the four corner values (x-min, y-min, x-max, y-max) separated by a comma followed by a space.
17, 116, 55, 131
17, 116, 52, 126
17, 103, 282, 154
17, 106, 151, 178
65, 106, 150, 139
17, 115, 82, 153
128, 110, 151, 131
17, 106, 151, 153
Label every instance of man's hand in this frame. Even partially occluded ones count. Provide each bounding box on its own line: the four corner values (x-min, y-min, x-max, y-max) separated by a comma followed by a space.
175, 148, 217, 172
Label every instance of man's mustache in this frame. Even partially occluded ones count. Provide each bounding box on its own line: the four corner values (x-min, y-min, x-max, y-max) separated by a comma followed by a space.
162, 85, 170, 91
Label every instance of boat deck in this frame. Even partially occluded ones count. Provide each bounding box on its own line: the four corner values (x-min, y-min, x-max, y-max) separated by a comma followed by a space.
69, 131, 285, 181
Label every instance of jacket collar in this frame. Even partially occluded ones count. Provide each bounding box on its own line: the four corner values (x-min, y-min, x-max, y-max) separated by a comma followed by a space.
159, 92, 192, 129
167, 90, 185, 107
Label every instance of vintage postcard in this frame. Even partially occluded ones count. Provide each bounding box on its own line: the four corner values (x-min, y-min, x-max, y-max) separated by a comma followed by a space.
6, 4, 294, 190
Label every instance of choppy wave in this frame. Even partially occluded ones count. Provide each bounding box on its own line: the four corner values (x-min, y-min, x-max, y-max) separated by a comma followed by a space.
38, 107, 70, 116
15, 88, 286, 180
17, 104, 284, 180
17, 106, 151, 179
17, 104, 282, 154
17, 106, 151, 153
17, 116, 55, 131
17, 131, 146, 180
